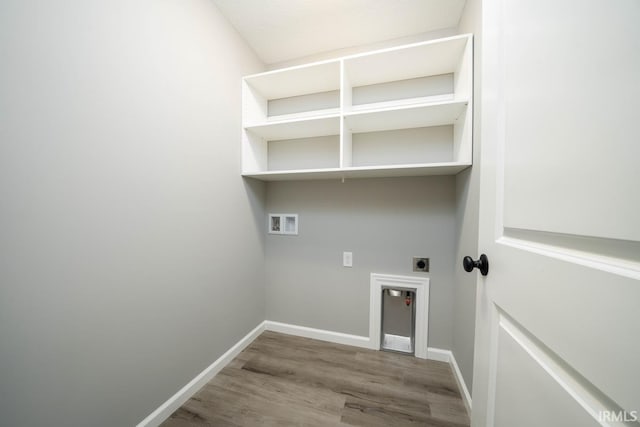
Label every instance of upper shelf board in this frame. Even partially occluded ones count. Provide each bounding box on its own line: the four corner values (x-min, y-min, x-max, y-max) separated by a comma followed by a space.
245, 114, 340, 141
242, 162, 471, 181
344, 34, 470, 88
344, 100, 468, 133
243, 34, 471, 100
244, 60, 341, 100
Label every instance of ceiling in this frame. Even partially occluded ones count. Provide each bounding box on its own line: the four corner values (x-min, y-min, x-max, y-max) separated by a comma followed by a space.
211, 0, 467, 65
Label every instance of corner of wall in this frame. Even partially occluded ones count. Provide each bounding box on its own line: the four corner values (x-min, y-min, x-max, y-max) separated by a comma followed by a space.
450, 0, 483, 398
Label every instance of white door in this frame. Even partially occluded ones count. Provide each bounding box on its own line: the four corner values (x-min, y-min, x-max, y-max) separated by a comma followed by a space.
471, 1, 640, 426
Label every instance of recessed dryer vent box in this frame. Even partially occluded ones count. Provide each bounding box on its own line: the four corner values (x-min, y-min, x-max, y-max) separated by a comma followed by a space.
268, 213, 298, 235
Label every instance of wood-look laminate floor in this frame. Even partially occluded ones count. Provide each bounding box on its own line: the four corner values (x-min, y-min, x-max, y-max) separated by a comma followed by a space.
162, 331, 470, 427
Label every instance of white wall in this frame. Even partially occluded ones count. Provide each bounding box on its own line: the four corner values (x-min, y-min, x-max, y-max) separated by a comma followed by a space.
452, 0, 482, 393
266, 28, 457, 70
263, 30, 466, 353
0, 1, 265, 426
265, 177, 457, 349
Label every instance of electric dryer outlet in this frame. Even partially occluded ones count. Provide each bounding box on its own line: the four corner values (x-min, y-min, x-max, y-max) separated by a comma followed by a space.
412, 257, 429, 272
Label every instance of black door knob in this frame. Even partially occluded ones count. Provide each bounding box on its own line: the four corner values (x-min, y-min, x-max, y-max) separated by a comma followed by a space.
463, 254, 489, 276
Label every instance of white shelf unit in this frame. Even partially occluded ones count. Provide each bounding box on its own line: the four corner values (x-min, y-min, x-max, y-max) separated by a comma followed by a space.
242, 34, 473, 181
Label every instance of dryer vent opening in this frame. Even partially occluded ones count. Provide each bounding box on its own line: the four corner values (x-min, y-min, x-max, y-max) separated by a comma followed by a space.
381, 288, 416, 355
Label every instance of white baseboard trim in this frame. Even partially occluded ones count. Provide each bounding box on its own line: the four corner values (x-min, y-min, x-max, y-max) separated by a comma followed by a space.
426, 347, 452, 362
264, 320, 372, 349
427, 347, 472, 414
137, 321, 471, 426
136, 321, 266, 427
264, 321, 472, 414
449, 350, 472, 415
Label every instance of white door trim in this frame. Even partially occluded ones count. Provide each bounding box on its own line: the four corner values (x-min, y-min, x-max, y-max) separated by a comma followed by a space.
369, 273, 430, 359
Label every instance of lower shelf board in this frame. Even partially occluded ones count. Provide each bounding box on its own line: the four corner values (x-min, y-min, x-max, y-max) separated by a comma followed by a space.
242, 162, 471, 181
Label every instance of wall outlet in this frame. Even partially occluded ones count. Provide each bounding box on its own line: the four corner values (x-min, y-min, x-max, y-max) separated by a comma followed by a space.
413, 257, 429, 272
343, 251, 353, 267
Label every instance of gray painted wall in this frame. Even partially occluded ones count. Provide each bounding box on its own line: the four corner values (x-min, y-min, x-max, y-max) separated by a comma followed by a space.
265, 177, 456, 350
452, 0, 482, 393
0, 1, 265, 426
